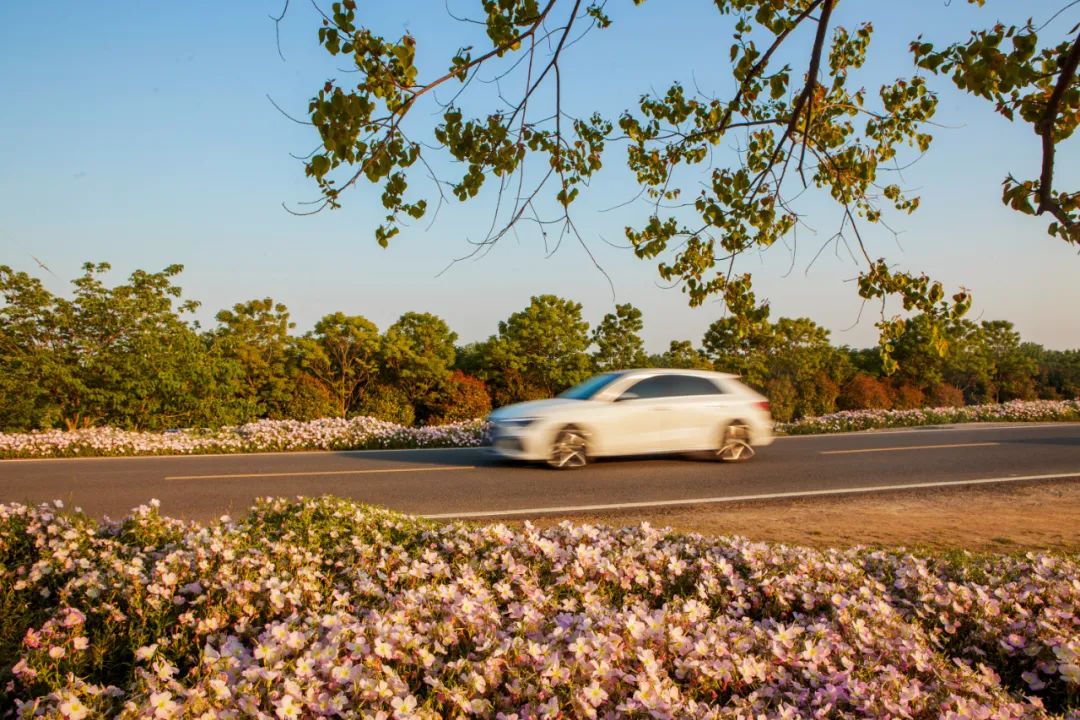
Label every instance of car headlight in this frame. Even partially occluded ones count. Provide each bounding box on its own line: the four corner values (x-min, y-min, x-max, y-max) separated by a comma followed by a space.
497, 418, 538, 429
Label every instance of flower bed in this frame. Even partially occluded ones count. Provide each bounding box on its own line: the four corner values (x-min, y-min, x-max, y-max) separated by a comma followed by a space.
2, 498, 1077, 718
777, 399, 1080, 435
0, 417, 489, 460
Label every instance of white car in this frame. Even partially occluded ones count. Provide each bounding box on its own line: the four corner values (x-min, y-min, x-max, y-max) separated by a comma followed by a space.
487, 369, 773, 469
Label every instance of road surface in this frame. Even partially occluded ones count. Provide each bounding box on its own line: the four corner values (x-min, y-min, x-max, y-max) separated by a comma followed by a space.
1, 423, 1078, 523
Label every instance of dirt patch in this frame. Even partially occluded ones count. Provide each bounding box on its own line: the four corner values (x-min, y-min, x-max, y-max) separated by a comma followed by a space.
500, 479, 1080, 553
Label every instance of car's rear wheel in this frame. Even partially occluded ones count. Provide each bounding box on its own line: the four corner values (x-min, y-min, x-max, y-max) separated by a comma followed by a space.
547, 426, 588, 469
717, 421, 755, 462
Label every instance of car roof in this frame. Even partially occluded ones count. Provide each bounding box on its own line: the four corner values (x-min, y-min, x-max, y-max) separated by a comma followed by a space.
613, 368, 738, 380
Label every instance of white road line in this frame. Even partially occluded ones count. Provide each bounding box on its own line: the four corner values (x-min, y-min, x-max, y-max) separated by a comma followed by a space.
166, 465, 475, 481
820, 442, 999, 455
774, 422, 1076, 439
420, 471, 1080, 519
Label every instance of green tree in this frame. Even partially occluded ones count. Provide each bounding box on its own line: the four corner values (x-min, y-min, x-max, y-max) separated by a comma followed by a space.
703, 314, 847, 420
591, 303, 647, 371
297, 312, 381, 418
212, 298, 297, 418
379, 312, 458, 421
702, 316, 773, 387
979, 320, 1038, 402
1030, 347, 1080, 399
482, 295, 592, 402
768, 317, 849, 418
0, 266, 69, 430
0, 263, 237, 430
941, 320, 996, 403
887, 314, 950, 391
650, 340, 714, 371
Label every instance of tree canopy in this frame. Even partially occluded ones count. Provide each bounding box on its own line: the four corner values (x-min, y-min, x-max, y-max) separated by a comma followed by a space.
2, 261, 1076, 430
283, 0, 1078, 367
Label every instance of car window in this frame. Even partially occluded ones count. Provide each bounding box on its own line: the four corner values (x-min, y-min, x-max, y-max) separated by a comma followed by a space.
626, 371, 725, 399
668, 375, 724, 396
619, 375, 670, 400
619, 374, 722, 400
558, 372, 623, 400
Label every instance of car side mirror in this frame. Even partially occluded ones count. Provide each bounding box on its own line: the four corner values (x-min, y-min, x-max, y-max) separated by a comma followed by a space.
616, 392, 639, 402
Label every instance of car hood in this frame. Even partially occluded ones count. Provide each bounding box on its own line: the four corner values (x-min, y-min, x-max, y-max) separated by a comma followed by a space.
488, 398, 587, 421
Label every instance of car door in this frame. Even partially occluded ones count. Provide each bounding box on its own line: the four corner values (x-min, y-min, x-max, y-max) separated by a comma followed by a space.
601, 375, 678, 455
657, 375, 731, 450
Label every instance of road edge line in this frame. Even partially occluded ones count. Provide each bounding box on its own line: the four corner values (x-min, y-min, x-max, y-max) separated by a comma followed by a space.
421, 471, 1080, 519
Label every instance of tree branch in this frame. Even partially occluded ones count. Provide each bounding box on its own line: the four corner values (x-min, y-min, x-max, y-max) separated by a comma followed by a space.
1035, 28, 1080, 229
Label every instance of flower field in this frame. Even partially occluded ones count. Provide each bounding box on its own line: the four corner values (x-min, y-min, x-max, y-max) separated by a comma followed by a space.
0, 418, 488, 460
2, 498, 1077, 718
0, 400, 1078, 460
776, 399, 1080, 435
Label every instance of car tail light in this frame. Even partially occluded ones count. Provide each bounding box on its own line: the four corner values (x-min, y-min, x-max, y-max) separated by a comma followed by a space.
756, 401, 771, 413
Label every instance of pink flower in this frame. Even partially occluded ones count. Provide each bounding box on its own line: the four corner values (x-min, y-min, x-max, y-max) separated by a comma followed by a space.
62, 608, 86, 627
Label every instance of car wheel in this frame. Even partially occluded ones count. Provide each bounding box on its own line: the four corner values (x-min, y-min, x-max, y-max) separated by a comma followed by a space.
717, 421, 755, 462
547, 426, 588, 469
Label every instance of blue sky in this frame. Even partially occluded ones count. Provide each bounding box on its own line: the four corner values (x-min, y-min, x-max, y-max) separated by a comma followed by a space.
1, 1, 1077, 351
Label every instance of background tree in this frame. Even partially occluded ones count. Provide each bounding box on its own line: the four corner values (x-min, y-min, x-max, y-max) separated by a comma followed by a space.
649, 340, 714, 371
765, 317, 848, 419
703, 314, 847, 420
591, 303, 647, 371
0, 263, 237, 431
378, 312, 458, 422
977, 320, 1039, 402
0, 266, 70, 430
838, 373, 893, 411
703, 316, 773, 387
887, 314, 951, 392
480, 295, 593, 404
1, 259, 1075, 432
212, 298, 296, 418
1029, 347, 1080, 399
297, 312, 380, 418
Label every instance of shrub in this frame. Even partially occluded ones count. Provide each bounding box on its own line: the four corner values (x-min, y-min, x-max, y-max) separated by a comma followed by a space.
838, 373, 892, 410
929, 383, 966, 408
799, 372, 841, 418
890, 383, 926, 410
489, 368, 549, 408
279, 373, 338, 421
764, 377, 797, 423
427, 371, 492, 424
353, 384, 415, 426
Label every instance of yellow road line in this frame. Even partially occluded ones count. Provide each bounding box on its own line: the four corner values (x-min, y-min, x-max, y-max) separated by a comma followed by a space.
166, 465, 475, 481
820, 442, 998, 455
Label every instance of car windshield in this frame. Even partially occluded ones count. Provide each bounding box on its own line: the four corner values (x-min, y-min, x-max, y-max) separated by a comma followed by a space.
557, 372, 623, 400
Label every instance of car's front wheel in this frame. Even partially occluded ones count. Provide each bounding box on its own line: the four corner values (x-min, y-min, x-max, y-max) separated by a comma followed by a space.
717, 421, 755, 462
547, 426, 588, 469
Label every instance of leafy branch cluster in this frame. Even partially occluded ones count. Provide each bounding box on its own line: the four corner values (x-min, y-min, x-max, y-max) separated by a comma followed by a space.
913, 0, 1080, 244
280, 0, 1078, 366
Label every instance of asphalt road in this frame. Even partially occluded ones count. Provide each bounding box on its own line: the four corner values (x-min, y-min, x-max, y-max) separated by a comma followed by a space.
1, 423, 1078, 523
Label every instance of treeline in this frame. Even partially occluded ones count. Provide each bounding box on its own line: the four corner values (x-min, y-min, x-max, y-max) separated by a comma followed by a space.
1, 263, 1077, 432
